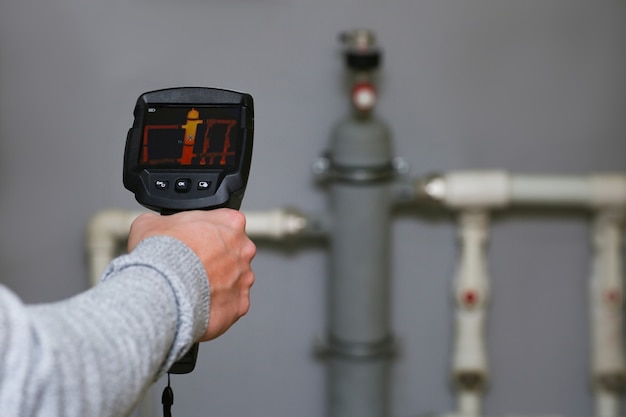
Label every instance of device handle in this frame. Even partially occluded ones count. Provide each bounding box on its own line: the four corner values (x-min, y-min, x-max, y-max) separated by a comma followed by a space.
168, 343, 199, 374
165, 192, 245, 374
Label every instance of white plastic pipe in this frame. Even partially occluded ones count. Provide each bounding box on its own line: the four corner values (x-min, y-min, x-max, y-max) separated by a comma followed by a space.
510, 175, 591, 206
428, 172, 626, 417
452, 210, 490, 417
244, 209, 309, 239
457, 390, 482, 417
596, 389, 622, 417
439, 171, 510, 209
84, 207, 316, 416
86, 209, 144, 286
428, 171, 626, 209
590, 210, 626, 417
86, 208, 312, 285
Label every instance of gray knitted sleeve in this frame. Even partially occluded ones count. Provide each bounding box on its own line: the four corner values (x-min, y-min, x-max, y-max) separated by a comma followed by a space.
0, 236, 210, 417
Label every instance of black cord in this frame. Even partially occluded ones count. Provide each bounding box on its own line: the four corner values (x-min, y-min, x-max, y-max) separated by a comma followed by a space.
162, 373, 174, 417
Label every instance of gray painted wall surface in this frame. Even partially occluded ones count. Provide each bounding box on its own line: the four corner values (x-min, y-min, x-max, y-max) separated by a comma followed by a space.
1, 1, 625, 416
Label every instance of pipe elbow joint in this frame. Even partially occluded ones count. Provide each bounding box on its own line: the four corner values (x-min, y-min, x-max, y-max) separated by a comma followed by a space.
418, 171, 510, 210
595, 372, 626, 394
87, 209, 142, 251
452, 369, 488, 392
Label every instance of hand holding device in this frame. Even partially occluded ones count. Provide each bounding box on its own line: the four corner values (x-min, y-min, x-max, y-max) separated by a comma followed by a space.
124, 87, 254, 375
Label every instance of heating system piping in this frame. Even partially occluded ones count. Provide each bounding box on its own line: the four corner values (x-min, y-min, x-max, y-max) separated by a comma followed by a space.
86, 30, 626, 417
418, 171, 626, 417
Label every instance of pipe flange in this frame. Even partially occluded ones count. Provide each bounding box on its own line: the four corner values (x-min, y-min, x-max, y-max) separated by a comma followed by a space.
416, 173, 446, 205
313, 156, 402, 184
453, 370, 488, 392
329, 163, 396, 184
339, 29, 382, 72
317, 335, 396, 361
596, 373, 626, 394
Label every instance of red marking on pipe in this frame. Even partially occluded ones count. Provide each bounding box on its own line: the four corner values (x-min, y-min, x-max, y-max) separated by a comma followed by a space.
463, 290, 478, 306
351, 82, 376, 111
606, 290, 621, 305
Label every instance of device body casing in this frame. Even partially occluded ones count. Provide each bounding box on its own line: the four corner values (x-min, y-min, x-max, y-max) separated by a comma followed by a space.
124, 87, 254, 213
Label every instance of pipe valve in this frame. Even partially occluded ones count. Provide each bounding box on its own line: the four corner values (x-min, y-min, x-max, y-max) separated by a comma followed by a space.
339, 29, 381, 71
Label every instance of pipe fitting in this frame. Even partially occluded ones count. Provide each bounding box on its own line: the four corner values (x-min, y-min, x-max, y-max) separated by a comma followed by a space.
417, 171, 510, 209
86, 209, 144, 286
590, 210, 626, 416
244, 209, 309, 240
591, 175, 626, 209
453, 370, 487, 392
596, 374, 626, 394
417, 171, 626, 210
329, 163, 396, 184
339, 29, 381, 72
418, 174, 447, 204
317, 335, 396, 361
454, 211, 490, 307
314, 156, 399, 184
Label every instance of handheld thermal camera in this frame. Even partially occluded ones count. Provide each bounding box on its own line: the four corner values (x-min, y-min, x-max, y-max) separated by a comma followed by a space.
123, 87, 254, 374
124, 87, 254, 214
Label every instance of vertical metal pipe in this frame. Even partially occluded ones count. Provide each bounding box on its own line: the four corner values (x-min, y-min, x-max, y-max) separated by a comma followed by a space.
325, 111, 394, 417
328, 180, 393, 417
322, 29, 395, 417
329, 182, 392, 343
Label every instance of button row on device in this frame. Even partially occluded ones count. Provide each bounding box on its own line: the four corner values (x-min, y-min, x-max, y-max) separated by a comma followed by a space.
154, 179, 212, 192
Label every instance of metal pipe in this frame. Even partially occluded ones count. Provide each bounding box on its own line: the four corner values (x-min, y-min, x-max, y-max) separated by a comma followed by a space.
323, 29, 394, 417
325, 117, 395, 417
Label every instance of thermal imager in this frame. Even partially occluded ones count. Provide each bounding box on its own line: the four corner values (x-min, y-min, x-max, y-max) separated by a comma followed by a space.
123, 87, 254, 375
124, 87, 254, 214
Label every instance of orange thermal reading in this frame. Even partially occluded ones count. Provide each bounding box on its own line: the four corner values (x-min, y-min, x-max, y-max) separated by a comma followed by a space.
180, 108, 203, 165
141, 108, 238, 168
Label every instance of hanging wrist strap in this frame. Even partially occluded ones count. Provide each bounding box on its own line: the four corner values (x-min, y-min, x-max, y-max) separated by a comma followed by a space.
162, 373, 174, 417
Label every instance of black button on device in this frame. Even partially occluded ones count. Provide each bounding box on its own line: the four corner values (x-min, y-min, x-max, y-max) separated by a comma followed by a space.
175, 178, 191, 192
197, 180, 211, 190
155, 180, 169, 190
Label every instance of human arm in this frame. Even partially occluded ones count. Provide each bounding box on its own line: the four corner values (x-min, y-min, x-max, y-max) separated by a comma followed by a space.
0, 209, 255, 417
127, 209, 256, 341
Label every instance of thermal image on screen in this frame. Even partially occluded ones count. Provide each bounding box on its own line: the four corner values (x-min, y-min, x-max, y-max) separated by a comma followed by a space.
141, 106, 241, 169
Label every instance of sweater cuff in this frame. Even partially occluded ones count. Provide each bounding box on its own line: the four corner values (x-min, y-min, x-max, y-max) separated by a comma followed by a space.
101, 236, 210, 373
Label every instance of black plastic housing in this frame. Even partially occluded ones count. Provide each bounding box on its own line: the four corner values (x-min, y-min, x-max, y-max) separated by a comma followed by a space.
124, 87, 254, 213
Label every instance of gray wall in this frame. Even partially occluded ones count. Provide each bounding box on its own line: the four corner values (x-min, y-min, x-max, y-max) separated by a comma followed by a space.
1, 1, 625, 416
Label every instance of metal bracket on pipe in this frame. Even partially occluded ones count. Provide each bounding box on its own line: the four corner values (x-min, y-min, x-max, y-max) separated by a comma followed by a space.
313, 156, 409, 185
332, 164, 396, 183
315, 335, 396, 361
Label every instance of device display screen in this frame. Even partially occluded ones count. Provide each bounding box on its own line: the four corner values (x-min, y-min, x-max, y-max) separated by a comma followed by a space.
140, 105, 242, 171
